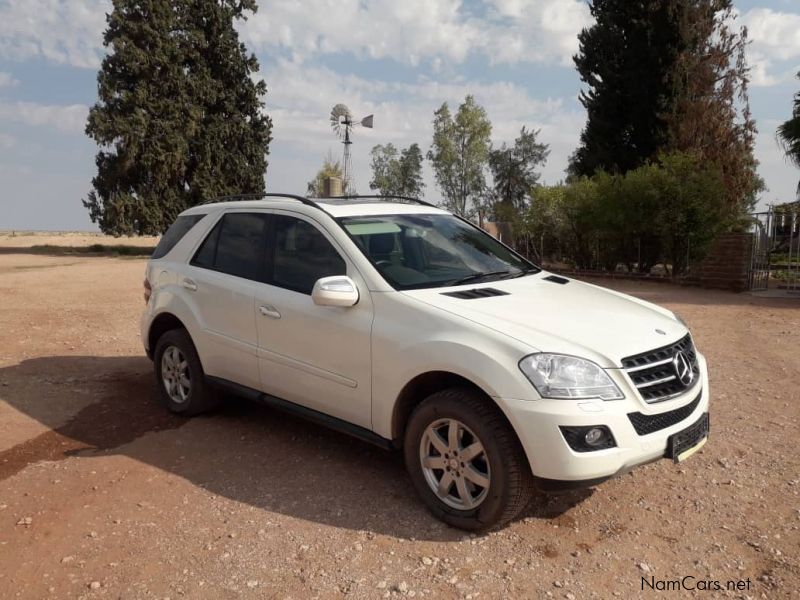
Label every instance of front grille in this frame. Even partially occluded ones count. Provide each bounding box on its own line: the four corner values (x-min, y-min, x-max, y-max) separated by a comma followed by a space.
627, 389, 702, 435
622, 334, 700, 403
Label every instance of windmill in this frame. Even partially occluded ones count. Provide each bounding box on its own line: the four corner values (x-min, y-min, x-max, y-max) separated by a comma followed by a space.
330, 104, 373, 194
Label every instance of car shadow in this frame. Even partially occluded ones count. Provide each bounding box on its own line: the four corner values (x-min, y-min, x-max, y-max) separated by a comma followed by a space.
0, 355, 592, 540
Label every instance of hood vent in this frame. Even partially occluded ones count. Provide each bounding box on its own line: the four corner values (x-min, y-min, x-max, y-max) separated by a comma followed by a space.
441, 287, 509, 300
543, 275, 569, 285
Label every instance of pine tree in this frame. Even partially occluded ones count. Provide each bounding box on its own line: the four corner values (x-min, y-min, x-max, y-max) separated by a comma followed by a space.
84, 0, 272, 235
570, 0, 686, 177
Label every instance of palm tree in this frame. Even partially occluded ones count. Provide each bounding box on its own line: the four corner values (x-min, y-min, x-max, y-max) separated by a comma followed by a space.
777, 72, 800, 196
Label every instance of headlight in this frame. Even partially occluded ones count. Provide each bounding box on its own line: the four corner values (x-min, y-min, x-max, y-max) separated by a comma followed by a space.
519, 354, 624, 400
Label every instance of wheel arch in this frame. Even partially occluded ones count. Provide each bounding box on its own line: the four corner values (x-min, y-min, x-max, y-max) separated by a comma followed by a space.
147, 312, 188, 359
391, 371, 505, 447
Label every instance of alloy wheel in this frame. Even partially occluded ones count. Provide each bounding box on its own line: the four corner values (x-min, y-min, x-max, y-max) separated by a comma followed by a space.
419, 418, 491, 510
161, 345, 191, 404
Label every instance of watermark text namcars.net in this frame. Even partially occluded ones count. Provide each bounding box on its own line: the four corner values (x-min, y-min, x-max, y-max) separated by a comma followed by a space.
642, 576, 752, 592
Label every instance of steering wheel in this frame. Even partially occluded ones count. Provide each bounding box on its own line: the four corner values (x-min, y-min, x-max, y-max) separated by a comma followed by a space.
375, 260, 392, 267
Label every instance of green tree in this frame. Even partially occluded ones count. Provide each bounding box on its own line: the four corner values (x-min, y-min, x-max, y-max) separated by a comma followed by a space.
519, 184, 568, 263
369, 143, 425, 197
777, 72, 800, 197
307, 152, 348, 197
650, 152, 728, 275
84, 0, 272, 235
570, 0, 686, 177
489, 127, 550, 212
427, 96, 492, 217
524, 153, 726, 275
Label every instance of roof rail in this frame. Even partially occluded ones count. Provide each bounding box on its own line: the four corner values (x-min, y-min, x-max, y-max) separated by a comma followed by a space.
200, 192, 320, 208
319, 194, 437, 208
200, 192, 437, 210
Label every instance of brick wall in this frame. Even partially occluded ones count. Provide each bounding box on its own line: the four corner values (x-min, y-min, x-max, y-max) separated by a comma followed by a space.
683, 233, 753, 292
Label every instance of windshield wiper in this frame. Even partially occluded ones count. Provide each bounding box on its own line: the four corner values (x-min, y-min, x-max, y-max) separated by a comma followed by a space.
449, 270, 510, 286
506, 267, 539, 279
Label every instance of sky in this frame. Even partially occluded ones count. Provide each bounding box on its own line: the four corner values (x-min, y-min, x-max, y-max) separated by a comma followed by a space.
0, 0, 798, 231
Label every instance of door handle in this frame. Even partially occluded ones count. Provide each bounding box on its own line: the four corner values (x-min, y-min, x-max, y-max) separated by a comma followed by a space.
181, 278, 197, 291
259, 305, 281, 319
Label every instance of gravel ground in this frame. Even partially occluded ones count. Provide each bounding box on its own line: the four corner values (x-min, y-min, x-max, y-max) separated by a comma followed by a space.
0, 249, 798, 599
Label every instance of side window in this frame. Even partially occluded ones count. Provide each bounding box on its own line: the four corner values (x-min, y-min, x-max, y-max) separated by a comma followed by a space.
191, 213, 267, 281
271, 215, 346, 294
192, 220, 220, 269
152, 214, 205, 259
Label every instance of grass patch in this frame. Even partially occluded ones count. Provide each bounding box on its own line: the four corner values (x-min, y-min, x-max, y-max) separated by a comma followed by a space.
26, 244, 155, 256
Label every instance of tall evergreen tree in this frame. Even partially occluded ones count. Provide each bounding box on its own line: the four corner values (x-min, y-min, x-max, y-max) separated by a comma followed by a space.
84, 0, 272, 235
570, 0, 686, 177
666, 0, 760, 213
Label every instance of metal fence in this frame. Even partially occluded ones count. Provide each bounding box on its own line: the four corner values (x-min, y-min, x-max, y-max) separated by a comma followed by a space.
749, 205, 800, 292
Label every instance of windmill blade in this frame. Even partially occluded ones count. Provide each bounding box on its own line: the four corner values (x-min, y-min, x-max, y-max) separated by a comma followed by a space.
330, 103, 352, 138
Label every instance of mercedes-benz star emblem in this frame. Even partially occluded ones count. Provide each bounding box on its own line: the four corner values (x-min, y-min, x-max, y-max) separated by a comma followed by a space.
672, 351, 694, 386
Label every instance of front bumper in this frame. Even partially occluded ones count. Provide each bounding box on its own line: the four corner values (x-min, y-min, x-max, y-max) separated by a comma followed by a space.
500, 353, 710, 485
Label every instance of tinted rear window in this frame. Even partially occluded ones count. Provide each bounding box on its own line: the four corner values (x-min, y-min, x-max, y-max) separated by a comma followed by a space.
191, 213, 268, 281
152, 214, 205, 259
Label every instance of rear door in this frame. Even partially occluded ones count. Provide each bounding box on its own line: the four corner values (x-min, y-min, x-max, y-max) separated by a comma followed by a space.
185, 211, 268, 391
254, 212, 373, 428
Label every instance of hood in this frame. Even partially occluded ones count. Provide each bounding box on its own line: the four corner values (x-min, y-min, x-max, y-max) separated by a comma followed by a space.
401, 273, 687, 368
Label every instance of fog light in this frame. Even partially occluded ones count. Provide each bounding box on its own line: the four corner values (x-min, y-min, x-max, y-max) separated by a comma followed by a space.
559, 425, 616, 452
584, 427, 604, 446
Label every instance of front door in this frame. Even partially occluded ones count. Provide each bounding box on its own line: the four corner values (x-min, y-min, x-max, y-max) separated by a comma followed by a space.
254, 212, 373, 429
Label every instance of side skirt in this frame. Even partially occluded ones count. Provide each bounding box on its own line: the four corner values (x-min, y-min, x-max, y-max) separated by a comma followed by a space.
206, 376, 395, 451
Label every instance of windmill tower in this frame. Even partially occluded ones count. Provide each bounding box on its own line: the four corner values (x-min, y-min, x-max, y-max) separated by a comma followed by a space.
330, 104, 373, 194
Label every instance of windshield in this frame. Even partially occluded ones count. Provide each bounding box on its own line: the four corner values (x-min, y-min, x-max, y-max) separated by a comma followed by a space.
339, 213, 539, 290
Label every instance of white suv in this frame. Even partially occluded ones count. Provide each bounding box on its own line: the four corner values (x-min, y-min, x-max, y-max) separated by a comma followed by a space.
141, 194, 709, 530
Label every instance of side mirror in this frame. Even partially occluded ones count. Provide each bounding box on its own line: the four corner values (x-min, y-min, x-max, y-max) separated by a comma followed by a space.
311, 275, 359, 307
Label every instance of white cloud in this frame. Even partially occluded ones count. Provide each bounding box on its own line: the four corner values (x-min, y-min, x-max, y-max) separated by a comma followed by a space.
243, 0, 590, 68
0, 72, 19, 89
739, 8, 800, 87
0, 0, 108, 68
261, 59, 579, 197
0, 101, 88, 133
754, 120, 799, 209
484, 0, 591, 65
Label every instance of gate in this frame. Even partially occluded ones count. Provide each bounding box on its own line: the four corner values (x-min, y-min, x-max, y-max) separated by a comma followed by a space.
748, 204, 800, 292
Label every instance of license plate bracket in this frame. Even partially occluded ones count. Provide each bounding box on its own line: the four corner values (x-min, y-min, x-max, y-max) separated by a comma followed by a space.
667, 412, 709, 463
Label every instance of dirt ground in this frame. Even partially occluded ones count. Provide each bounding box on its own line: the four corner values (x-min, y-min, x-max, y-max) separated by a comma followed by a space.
0, 243, 798, 599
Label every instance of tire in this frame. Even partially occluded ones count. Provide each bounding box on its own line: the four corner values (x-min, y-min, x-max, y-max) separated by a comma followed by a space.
404, 387, 534, 531
153, 328, 219, 416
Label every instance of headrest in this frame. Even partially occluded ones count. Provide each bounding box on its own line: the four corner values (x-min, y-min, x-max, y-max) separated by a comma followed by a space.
369, 233, 395, 254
